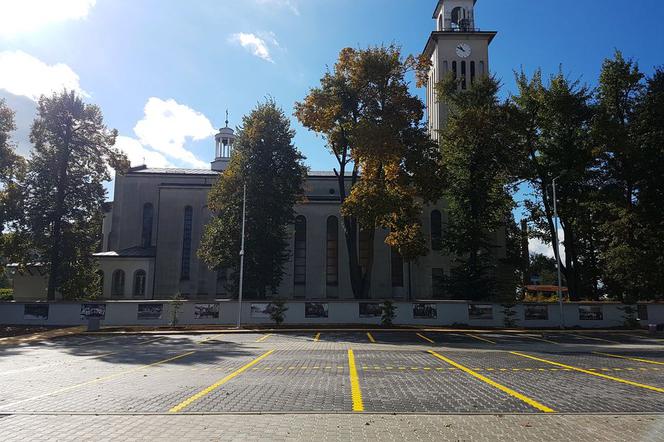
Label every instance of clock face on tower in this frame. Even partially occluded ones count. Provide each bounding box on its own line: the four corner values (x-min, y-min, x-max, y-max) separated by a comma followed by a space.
456, 43, 471, 58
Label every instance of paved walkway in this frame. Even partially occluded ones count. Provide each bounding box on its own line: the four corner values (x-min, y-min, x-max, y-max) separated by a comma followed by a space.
0, 414, 662, 441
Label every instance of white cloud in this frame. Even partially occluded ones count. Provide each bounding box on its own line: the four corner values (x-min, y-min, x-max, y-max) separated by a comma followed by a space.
255, 0, 300, 15
0, 0, 96, 37
229, 32, 275, 63
114, 135, 173, 169
529, 228, 565, 261
0, 50, 87, 101
133, 97, 215, 169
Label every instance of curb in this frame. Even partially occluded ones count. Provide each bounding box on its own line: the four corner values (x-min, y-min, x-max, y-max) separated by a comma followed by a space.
0, 326, 86, 345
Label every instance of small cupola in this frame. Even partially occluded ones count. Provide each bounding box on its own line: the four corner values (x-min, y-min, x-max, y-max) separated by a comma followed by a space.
211, 111, 235, 172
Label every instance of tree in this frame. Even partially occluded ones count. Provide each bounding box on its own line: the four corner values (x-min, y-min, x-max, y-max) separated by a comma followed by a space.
512, 69, 599, 299
199, 100, 307, 298
631, 68, 664, 300
21, 91, 128, 300
0, 99, 27, 273
591, 52, 647, 302
295, 45, 442, 299
437, 75, 520, 300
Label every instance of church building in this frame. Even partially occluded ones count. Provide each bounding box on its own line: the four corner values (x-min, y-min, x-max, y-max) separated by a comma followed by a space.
14, 0, 506, 301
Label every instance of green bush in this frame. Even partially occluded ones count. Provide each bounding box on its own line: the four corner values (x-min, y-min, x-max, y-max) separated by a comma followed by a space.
0, 289, 13, 301
268, 299, 288, 326
381, 300, 396, 326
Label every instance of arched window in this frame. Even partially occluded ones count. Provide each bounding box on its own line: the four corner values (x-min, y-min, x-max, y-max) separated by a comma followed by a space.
431, 210, 443, 251
111, 270, 125, 297
326, 216, 339, 286
461, 61, 467, 90
180, 206, 193, 281
133, 270, 146, 297
452, 61, 457, 80
294, 216, 307, 285
141, 203, 153, 248
479, 61, 485, 75
470, 61, 476, 85
391, 248, 404, 287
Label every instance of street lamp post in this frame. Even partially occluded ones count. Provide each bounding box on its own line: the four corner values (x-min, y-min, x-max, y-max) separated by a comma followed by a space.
552, 176, 565, 329
237, 183, 247, 329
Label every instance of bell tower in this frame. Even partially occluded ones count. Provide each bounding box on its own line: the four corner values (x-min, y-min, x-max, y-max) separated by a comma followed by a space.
211, 111, 235, 172
423, 0, 496, 140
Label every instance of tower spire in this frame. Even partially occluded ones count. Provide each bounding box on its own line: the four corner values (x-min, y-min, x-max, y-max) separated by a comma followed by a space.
225, 109, 229, 128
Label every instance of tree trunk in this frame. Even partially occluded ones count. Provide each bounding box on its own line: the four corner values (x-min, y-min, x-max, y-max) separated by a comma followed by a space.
47, 131, 71, 301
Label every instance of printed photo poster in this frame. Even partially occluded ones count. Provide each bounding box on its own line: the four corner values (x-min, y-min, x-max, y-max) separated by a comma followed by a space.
250, 303, 272, 319
468, 304, 493, 320
80, 303, 106, 320
305, 302, 329, 318
195, 303, 220, 320
359, 303, 382, 318
412, 303, 437, 319
24, 304, 49, 320
137, 303, 163, 320
524, 304, 548, 321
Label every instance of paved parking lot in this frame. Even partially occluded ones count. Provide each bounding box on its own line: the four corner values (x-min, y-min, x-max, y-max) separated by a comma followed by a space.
0, 329, 663, 440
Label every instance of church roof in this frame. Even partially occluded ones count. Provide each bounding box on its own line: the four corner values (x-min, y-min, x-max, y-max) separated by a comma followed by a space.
129, 167, 218, 176
127, 166, 339, 178
93, 246, 157, 258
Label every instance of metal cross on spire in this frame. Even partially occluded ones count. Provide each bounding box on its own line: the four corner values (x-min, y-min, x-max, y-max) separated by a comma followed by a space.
225, 109, 229, 128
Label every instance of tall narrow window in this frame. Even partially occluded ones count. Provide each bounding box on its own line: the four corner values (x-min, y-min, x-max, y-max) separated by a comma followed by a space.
326, 216, 339, 286
470, 61, 476, 85
391, 248, 404, 287
180, 206, 193, 280
452, 61, 457, 80
443, 60, 448, 73
431, 210, 442, 251
432, 268, 446, 299
461, 61, 467, 90
141, 203, 153, 248
133, 270, 146, 297
111, 270, 125, 297
294, 216, 306, 285
359, 226, 372, 273
479, 61, 485, 75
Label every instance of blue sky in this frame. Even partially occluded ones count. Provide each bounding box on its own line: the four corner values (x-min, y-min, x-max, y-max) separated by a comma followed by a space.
1, 0, 663, 227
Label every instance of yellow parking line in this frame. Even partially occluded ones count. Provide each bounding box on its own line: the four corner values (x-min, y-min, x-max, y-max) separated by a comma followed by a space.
593, 352, 664, 366
465, 333, 496, 344
169, 350, 274, 413
313, 332, 320, 342
522, 335, 560, 345
510, 352, 664, 393
198, 333, 224, 345
256, 333, 273, 343
416, 333, 435, 344
569, 334, 621, 344
428, 351, 554, 413
0, 351, 196, 410
348, 349, 364, 412
139, 336, 165, 345
77, 335, 120, 346
366, 332, 376, 343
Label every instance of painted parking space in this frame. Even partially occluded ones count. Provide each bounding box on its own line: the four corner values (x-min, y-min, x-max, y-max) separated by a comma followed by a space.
354, 350, 539, 413
174, 350, 351, 413
442, 351, 664, 413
